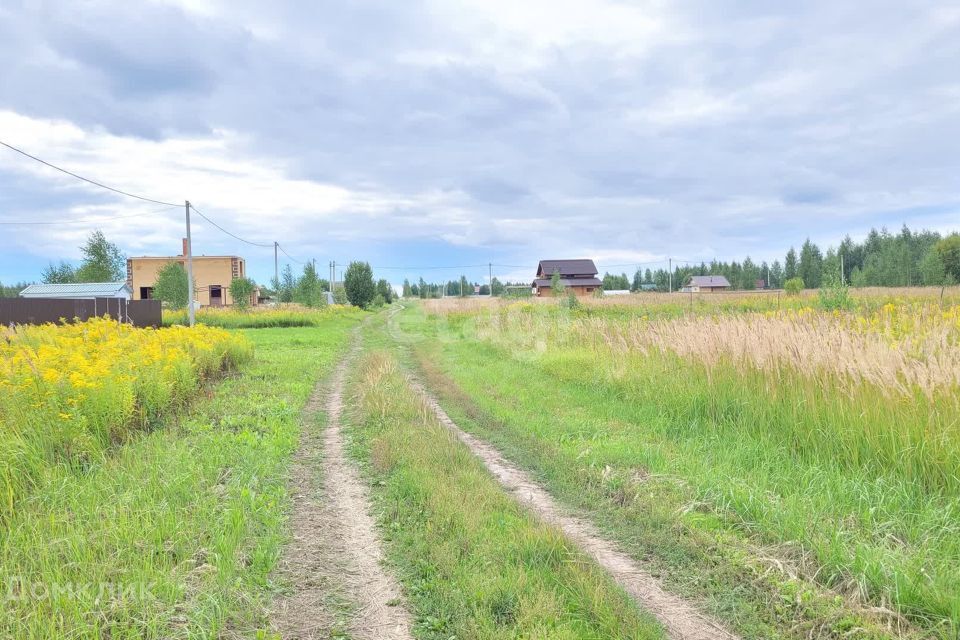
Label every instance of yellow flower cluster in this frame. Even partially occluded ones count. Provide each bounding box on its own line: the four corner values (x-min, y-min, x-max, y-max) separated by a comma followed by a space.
0, 317, 252, 516
163, 304, 356, 328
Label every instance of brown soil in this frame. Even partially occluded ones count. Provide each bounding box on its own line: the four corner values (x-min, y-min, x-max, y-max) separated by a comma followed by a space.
407, 372, 740, 640
270, 346, 413, 640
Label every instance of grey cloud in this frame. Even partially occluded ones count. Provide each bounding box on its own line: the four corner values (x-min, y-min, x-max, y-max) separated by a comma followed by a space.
0, 0, 958, 277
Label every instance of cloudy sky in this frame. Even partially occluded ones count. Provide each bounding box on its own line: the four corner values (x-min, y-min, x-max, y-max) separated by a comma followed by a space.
1, 0, 958, 286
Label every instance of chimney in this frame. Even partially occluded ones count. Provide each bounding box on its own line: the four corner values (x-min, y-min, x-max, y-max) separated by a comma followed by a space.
182, 238, 188, 256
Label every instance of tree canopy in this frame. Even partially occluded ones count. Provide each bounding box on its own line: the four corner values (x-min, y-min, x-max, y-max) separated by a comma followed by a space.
344, 261, 376, 308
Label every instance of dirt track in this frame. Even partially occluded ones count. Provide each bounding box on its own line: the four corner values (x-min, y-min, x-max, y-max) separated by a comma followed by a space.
271, 345, 413, 640
406, 371, 740, 640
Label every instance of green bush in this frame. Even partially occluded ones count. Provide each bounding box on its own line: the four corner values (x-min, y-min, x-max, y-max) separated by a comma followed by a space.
229, 277, 256, 310
784, 277, 804, 296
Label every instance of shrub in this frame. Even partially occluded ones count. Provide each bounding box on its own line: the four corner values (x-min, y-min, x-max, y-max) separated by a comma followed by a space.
784, 277, 804, 296
229, 277, 256, 310
153, 261, 191, 310
344, 261, 376, 308
818, 266, 853, 311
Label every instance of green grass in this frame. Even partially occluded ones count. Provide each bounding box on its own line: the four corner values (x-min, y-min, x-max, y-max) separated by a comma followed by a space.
0, 316, 361, 638
392, 304, 951, 639
163, 305, 362, 328
342, 346, 666, 639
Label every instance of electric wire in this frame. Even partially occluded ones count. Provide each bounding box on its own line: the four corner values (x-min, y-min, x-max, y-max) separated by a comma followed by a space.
187, 204, 274, 248
277, 244, 304, 265
0, 140, 180, 207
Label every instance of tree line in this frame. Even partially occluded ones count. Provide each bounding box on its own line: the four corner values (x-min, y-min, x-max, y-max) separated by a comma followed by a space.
397, 225, 960, 298
617, 225, 960, 292
401, 276, 533, 298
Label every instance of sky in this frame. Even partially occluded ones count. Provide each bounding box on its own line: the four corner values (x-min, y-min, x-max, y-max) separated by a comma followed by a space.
0, 0, 958, 287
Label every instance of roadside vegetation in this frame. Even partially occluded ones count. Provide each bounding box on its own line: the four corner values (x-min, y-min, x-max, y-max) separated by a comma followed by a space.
404, 292, 960, 638
343, 347, 665, 639
0, 313, 362, 638
163, 304, 359, 328
0, 317, 251, 518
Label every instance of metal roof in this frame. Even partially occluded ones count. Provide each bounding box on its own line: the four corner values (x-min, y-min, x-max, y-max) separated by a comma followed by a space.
688, 275, 731, 287
20, 282, 132, 299
536, 259, 598, 278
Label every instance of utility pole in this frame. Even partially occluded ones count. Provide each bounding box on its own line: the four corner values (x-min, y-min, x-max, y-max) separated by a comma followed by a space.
840, 253, 845, 285
460, 276, 463, 297
668, 257, 672, 293
489, 262, 493, 297
185, 201, 195, 327
274, 242, 278, 287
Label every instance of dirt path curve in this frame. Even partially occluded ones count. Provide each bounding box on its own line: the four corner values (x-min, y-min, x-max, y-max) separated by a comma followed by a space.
405, 371, 740, 640
271, 339, 414, 640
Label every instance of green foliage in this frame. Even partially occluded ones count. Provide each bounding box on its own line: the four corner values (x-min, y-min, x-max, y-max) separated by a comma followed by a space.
399, 304, 960, 637
817, 264, 853, 311
0, 321, 360, 637
344, 261, 376, 308
602, 272, 631, 290
935, 234, 960, 283
799, 238, 823, 289
333, 285, 348, 305
40, 231, 126, 284
293, 262, 326, 307
152, 261, 191, 310
41, 260, 76, 284
0, 281, 30, 298
784, 277, 804, 295
550, 269, 565, 298
229, 276, 256, 310
75, 230, 126, 282
375, 278, 395, 304
784, 247, 798, 280
277, 264, 297, 303
920, 247, 948, 286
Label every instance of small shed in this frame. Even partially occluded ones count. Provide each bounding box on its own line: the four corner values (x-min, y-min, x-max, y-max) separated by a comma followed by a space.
20, 282, 132, 300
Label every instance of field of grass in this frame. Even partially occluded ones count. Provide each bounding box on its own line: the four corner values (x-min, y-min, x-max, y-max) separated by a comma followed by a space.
0, 313, 362, 638
343, 346, 665, 639
397, 294, 960, 638
423, 285, 960, 320
0, 318, 252, 520
163, 304, 355, 328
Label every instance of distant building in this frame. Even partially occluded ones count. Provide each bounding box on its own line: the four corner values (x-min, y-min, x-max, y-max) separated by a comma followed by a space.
685, 275, 732, 293
639, 283, 658, 291
127, 239, 257, 307
20, 282, 132, 300
603, 289, 631, 296
532, 259, 602, 297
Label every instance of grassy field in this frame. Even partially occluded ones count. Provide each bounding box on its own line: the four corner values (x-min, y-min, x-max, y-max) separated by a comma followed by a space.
0, 312, 362, 638
395, 294, 960, 639
163, 304, 355, 329
343, 344, 665, 639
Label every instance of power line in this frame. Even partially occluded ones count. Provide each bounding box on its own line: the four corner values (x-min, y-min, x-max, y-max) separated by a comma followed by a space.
0, 205, 179, 226
277, 244, 304, 264
0, 140, 180, 207
188, 204, 274, 248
